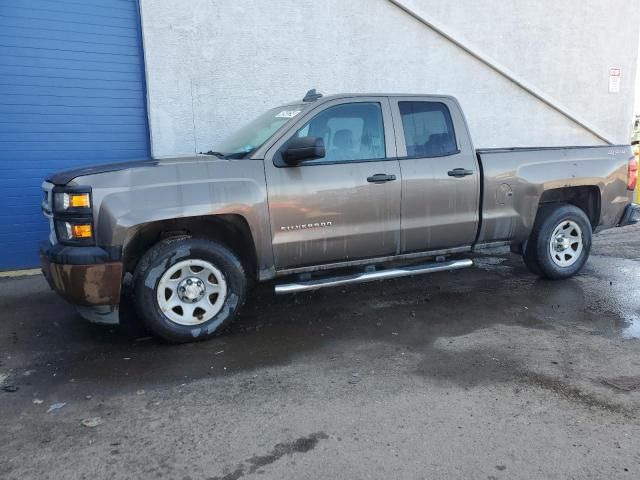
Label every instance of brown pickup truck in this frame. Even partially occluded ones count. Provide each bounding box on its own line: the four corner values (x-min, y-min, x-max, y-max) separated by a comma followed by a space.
40, 91, 639, 342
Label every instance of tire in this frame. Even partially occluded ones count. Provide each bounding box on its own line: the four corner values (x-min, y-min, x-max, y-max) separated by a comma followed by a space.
133, 237, 247, 343
522, 242, 542, 276
523, 204, 592, 280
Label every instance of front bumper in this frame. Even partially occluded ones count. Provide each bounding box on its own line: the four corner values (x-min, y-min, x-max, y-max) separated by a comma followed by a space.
619, 203, 640, 227
39, 242, 123, 307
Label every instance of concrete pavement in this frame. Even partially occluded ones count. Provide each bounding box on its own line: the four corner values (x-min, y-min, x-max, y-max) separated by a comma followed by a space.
1, 225, 639, 479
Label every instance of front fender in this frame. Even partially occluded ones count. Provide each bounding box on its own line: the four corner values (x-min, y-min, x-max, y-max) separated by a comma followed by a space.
77, 157, 275, 279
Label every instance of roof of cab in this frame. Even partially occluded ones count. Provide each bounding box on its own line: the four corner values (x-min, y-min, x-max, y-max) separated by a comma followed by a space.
296, 90, 457, 104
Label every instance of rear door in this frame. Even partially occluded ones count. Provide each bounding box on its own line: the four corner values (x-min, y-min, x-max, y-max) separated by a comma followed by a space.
264, 97, 401, 270
390, 97, 480, 253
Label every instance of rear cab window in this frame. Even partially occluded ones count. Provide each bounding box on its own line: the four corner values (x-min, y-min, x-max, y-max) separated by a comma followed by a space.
398, 101, 458, 158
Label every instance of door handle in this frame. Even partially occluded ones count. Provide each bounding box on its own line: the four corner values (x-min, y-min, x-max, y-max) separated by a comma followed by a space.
367, 173, 397, 184
447, 168, 474, 178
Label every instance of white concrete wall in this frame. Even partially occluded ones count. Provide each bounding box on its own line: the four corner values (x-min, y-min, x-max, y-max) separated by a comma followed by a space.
139, 0, 639, 157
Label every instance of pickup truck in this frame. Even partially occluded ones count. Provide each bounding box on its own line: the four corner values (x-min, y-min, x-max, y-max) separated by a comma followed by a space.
40, 91, 640, 343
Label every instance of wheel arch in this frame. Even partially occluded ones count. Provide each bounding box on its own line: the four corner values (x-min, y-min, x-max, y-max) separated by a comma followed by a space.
122, 214, 258, 280
536, 186, 601, 230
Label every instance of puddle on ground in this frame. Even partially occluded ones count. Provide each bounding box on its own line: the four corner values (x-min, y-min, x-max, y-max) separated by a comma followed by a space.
474, 256, 512, 274
621, 315, 640, 340
580, 310, 640, 341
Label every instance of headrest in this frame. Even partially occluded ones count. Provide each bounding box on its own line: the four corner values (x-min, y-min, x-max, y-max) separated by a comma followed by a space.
333, 129, 353, 149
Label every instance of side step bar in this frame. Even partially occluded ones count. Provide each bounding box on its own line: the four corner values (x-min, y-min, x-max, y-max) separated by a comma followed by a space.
275, 258, 473, 295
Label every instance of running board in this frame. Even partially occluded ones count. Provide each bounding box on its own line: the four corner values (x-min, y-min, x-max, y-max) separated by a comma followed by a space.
274, 258, 473, 295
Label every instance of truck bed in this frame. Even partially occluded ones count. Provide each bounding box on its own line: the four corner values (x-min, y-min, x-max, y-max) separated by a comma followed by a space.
476, 144, 629, 154
475, 144, 633, 244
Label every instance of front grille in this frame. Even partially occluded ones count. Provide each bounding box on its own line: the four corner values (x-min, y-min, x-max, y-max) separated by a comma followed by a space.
41, 182, 56, 244
41, 182, 53, 214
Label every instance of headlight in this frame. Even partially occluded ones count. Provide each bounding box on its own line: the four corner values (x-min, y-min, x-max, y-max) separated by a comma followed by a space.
55, 220, 94, 242
54, 192, 91, 211
51, 186, 94, 244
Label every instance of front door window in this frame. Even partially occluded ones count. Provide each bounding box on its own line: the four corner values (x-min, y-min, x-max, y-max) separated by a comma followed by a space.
291, 102, 386, 164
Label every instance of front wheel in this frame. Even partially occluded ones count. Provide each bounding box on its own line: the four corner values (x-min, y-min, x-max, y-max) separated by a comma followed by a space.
133, 237, 247, 343
523, 204, 592, 280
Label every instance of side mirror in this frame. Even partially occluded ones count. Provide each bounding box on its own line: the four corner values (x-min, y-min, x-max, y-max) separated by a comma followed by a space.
283, 136, 325, 165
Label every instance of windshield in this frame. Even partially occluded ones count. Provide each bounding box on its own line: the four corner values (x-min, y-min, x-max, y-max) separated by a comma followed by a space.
211, 105, 306, 158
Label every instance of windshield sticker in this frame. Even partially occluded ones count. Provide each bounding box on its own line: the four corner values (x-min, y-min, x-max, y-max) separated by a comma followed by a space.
275, 110, 302, 119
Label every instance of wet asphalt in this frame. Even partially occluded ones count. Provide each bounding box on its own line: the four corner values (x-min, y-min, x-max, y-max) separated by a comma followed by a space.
1, 225, 639, 479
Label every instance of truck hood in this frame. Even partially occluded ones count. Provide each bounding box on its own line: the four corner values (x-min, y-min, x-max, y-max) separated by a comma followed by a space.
46, 156, 211, 185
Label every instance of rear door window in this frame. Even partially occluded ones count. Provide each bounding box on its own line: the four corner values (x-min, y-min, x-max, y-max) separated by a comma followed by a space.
398, 102, 457, 157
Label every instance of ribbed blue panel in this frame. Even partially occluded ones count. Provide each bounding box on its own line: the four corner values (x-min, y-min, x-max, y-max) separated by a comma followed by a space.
0, 0, 149, 269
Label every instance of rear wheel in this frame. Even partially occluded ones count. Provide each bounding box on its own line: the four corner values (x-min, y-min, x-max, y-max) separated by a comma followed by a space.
134, 237, 247, 343
523, 204, 592, 279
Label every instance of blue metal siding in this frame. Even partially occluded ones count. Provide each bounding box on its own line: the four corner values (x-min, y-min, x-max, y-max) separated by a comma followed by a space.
0, 0, 150, 270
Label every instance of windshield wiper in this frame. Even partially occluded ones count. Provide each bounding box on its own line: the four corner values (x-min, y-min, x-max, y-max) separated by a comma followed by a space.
202, 151, 227, 158
226, 151, 254, 159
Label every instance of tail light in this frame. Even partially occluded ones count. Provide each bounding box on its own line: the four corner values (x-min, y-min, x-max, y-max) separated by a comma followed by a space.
628, 156, 638, 191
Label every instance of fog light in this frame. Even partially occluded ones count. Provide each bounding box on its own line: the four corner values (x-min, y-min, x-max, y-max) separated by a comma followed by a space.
71, 223, 93, 239
57, 220, 93, 242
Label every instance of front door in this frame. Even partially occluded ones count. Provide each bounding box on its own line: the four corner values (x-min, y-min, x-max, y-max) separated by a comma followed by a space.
264, 98, 401, 270
390, 97, 480, 253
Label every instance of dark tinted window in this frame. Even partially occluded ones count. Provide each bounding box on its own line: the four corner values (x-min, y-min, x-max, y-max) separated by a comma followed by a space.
294, 103, 385, 163
399, 102, 457, 157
